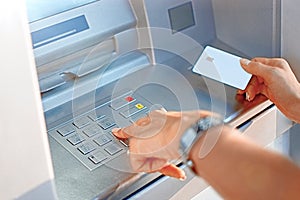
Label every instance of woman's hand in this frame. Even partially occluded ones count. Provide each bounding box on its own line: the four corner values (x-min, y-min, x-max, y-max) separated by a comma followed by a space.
238, 57, 300, 122
112, 109, 214, 180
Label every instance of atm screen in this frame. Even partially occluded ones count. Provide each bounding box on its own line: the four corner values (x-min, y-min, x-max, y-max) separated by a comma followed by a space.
168, 2, 195, 33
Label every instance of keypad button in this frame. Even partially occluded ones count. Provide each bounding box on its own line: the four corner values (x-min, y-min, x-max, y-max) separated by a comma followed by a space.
135, 103, 144, 109
105, 143, 123, 155
94, 134, 112, 146
78, 142, 96, 155
120, 103, 147, 118
110, 96, 136, 110
89, 151, 108, 164
125, 96, 134, 102
67, 134, 85, 145
88, 109, 105, 121
73, 117, 90, 129
83, 124, 102, 137
98, 117, 116, 130
57, 124, 75, 137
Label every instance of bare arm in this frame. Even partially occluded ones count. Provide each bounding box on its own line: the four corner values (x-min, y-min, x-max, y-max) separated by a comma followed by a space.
189, 125, 300, 200
113, 111, 300, 199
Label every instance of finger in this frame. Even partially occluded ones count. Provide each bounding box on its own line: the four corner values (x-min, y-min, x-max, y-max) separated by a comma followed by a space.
134, 115, 151, 126
257, 76, 265, 84
240, 58, 271, 77
131, 156, 167, 172
244, 76, 260, 101
167, 110, 217, 124
160, 107, 167, 112
177, 110, 218, 119
253, 57, 292, 72
112, 127, 131, 139
134, 108, 167, 127
129, 110, 167, 139
235, 92, 248, 103
251, 57, 272, 65
198, 110, 221, 120
252, 57, 282, 66
158, 164, 186, 180
257, 84, 269, 99
236, 89, 245, 95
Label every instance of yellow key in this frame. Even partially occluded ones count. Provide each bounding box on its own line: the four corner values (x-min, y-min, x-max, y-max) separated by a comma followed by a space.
135, 103, 144, 110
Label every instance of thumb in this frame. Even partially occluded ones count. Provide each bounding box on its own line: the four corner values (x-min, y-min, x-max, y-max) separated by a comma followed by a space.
158, 164, 186, 180
240, 58, 270, 77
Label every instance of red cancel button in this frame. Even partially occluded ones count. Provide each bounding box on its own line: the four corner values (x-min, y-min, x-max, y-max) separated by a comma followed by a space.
125, 96, 134, 102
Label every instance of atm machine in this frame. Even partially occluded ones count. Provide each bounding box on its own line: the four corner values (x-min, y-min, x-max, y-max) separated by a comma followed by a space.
15, 0, 293, 199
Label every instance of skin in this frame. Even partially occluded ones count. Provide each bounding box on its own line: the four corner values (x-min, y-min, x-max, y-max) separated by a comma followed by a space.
113, 110, 216, 180
112, 57, 300, 199
189, 125, 300, 200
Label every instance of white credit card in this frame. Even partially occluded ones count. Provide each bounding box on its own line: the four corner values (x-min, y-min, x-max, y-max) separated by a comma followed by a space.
193, 46, 252, 90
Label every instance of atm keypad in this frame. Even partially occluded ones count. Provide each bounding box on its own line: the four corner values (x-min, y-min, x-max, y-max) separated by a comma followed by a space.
49, 93, 151, 171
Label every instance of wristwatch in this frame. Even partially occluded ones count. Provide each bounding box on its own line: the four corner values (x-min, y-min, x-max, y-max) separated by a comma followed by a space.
179, 116, 223, 173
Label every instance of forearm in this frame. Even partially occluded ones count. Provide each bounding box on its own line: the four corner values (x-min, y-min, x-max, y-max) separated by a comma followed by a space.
189, 125, 300, 200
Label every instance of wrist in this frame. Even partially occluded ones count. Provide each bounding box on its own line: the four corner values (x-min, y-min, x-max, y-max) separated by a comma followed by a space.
179, 116, 223, 172
292, 94, 300, 123
281, 85, 300, 123
187, 125, 230, 176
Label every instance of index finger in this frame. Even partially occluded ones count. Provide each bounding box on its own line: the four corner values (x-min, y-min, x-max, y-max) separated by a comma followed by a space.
252, 57, 284, 65
112, 127, 131, 139
251, 57, 273, 64
112, 121, 146, 139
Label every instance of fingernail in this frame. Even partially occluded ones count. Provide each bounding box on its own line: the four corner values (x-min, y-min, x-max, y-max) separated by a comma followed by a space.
160, 107, 167, 112
246, 92, 251, 101
179, 175, 187, 181
237, 89, 244, 95
112, 128, 121, 132
240, 58, 251, 66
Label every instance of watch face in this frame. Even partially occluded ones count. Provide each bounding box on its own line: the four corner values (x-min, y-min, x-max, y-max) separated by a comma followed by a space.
196, 116, 223, 132
180, 116, 223, 153
180, 128, 197, 152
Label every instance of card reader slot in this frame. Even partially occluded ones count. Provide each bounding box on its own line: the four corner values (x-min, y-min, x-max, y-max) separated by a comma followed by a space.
38, 38, 116, 93
60, 52, 116, 78
38, 38, 116, 77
